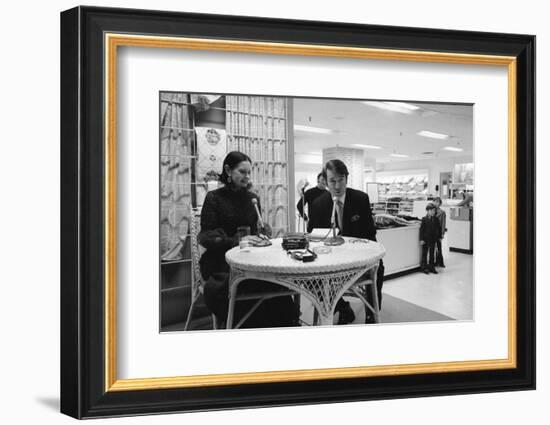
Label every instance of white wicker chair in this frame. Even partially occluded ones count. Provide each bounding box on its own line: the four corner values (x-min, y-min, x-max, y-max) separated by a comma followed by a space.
347, 271, 380, 323
184, 207, 217, 331
341, 239, 382, 324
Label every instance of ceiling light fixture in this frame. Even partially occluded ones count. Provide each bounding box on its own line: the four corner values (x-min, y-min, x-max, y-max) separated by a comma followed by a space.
417, 130, 450, 139
361, 101, 419, 114
390, 153, 409, 158
294, 124, 333, 134
443, 146, 464, 152
352, 143, 382, 150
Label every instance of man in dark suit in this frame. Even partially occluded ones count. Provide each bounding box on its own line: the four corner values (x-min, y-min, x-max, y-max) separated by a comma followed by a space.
296, 172, 327, 221
309, 159, 384, 324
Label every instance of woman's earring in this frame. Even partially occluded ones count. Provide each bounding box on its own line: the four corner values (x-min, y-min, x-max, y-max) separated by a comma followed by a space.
228, 176, 232, 183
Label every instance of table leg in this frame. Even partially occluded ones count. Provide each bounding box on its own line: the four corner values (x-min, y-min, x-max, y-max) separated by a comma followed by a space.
319, 277, 334, 326
318, 312, 334, 326
370, 265, 380, 323
226, 273, 241, 329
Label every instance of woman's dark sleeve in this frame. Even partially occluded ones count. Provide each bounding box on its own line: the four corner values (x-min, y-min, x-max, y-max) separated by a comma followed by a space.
198, 193, 238, 250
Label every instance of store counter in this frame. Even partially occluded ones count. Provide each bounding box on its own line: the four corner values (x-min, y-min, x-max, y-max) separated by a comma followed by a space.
447, 206, 473, 254
377, 224, 421, 276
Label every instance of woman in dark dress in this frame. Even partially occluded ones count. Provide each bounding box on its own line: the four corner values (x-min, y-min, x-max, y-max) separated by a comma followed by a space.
199, 151, 299, 328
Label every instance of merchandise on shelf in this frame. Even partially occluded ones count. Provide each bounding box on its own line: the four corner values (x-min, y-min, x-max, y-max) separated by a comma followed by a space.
374, 213, 419, 229
370, 173, 428, 217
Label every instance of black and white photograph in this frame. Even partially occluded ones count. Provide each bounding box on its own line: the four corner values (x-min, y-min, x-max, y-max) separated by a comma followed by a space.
54, 3, 536, 420
159, 92, 474, 332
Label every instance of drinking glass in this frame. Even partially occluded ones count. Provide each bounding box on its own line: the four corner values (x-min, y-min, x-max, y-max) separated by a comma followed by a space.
237, 226, 251, 249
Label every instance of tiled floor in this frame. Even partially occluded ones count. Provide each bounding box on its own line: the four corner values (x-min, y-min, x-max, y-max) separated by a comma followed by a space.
298, 250, 473, 325
382, 251, 473, 320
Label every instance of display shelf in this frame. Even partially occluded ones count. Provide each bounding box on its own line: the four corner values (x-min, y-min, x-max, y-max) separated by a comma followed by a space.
373, 200, 414, 215
226, 110, 285, 119
161, 286, 188, 293
160, 92, 198, 323
449, 182, 474, 200
161, 258, 192, 291
229, 134, 286, 140
161, 258, 192, 265
375, 172, 429, 202
160, 126, 196, 132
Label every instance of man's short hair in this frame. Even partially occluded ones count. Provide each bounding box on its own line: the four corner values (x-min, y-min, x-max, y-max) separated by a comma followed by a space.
317, 172, 324, 181
426, 203, 436, 211
323, 159, 349, 180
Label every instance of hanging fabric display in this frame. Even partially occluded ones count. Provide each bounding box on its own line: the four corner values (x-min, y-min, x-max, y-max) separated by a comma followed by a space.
159, 92, 193, 260
195, 126, 227, 182
194, 126, 227, 206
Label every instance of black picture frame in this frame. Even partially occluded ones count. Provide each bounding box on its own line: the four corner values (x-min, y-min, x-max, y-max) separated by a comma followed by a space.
60, 5, 535, 419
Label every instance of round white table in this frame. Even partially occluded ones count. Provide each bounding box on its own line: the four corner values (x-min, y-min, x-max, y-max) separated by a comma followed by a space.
225, 237, 386, 328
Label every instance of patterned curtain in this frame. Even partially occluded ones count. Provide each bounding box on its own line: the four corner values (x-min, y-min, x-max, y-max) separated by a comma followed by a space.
159, 93, 193, 260
225, 96, 289, 237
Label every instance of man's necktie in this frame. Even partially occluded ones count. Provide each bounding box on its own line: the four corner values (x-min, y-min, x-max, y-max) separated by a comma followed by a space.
335, 200, 344, 232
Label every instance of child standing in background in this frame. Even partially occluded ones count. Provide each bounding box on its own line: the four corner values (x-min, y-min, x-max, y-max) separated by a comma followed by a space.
433, 197, 447, 267
420, 203, 442, 274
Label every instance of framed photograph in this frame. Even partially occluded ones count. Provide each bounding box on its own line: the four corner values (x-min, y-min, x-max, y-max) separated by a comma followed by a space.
60, 6, 535, 419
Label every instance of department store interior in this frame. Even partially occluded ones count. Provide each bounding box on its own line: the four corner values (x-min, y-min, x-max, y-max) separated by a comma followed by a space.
159, 93, 474, 332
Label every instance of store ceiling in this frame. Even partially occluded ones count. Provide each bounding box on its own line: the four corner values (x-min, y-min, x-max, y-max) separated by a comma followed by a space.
293, 98, 473, 164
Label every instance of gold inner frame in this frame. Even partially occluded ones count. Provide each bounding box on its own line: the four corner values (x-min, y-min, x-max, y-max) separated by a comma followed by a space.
104, 33, 517, 392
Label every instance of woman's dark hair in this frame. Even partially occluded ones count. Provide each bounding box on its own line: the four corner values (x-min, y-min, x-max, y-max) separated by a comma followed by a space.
219, 151, 252, 185
322, 159, 349, 180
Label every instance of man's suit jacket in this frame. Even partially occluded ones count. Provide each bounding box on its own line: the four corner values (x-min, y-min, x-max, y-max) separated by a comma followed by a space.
308, 188, 377, 242
296, 186, 327, 218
